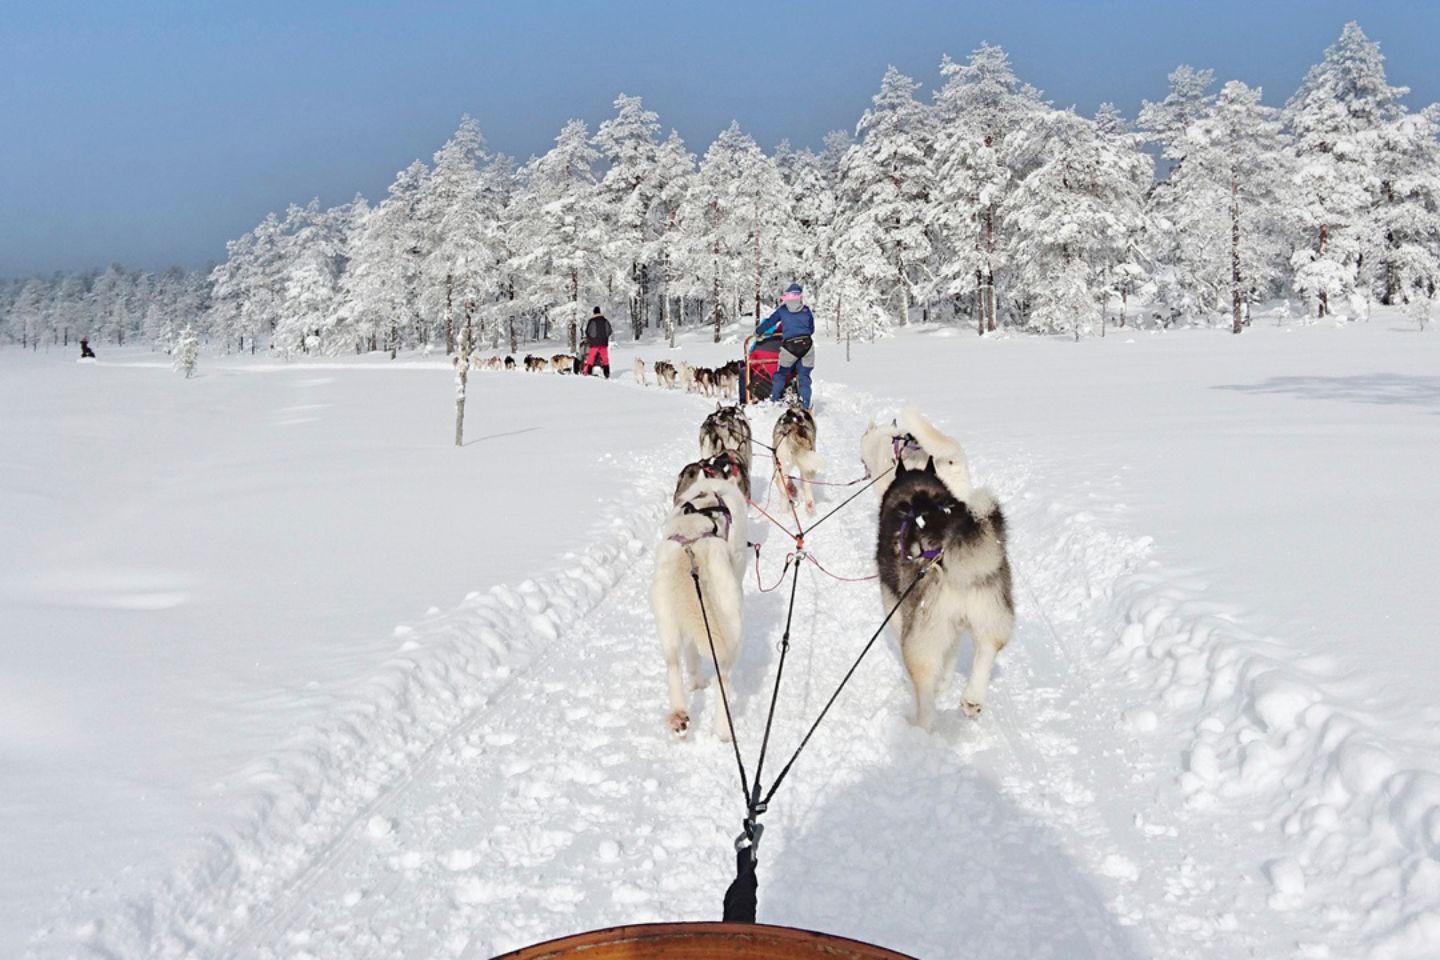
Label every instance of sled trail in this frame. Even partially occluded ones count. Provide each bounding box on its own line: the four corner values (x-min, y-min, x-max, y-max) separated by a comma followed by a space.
226, 385, 1245, 960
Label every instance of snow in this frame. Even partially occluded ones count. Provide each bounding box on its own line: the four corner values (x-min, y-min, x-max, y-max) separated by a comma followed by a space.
5, 314, 1440, 959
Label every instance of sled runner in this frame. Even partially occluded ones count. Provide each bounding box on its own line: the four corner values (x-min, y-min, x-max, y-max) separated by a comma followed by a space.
491, 921, 914, 959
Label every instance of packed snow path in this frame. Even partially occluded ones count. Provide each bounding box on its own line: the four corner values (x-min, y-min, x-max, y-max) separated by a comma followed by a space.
204, 386, 1196, 960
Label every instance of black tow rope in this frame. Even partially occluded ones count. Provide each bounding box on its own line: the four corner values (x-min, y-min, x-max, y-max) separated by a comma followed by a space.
708, 553, 935, 923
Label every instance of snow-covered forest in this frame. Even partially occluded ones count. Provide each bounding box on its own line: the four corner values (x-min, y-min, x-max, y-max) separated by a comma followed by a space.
3, 22, 1437, 354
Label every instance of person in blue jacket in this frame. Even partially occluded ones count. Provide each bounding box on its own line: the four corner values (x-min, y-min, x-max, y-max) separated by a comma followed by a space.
756, 282, 815, 408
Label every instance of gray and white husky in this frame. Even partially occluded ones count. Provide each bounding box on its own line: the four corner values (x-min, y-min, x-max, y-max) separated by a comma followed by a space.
699, 405, 754, 491
861, 405, 972, 501
772, 406, 824, 513
876, 458, 1013, 730
651, 477, 750, 740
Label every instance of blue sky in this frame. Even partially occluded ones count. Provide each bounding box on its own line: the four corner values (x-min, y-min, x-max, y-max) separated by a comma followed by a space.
2, 0, 1437, 276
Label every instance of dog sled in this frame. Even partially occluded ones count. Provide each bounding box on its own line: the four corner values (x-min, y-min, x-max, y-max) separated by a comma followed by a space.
492, 921, 913, 959
741, 333, 799, 404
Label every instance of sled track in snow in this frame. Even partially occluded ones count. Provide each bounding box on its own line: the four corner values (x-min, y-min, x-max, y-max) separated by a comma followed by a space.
37, 371, 1440, 960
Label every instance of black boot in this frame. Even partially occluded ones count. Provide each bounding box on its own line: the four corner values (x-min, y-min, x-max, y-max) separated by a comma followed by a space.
602, 365, 610, 379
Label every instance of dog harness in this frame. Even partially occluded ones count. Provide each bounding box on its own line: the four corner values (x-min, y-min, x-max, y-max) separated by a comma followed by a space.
669, 499, 734, 548
891, 433, 923, 463
897, 509, 943, 562
701, 452, 744, 484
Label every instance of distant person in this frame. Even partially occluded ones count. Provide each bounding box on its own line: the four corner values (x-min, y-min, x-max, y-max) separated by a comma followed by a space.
581, 307, 612, 379
79, 337, 96, 359
755, 283, 814, 409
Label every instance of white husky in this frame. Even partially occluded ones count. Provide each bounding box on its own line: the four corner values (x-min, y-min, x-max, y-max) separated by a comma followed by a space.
860, 405, 973, 501
650, 477, 750, 740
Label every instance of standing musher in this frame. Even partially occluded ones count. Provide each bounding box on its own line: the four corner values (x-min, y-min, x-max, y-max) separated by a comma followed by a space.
756, 283, 815, 408
581, 306, 612, 378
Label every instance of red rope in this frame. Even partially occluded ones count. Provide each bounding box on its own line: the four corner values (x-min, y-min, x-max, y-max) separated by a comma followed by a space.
806, 552, 879, 583
753, 546, 793, 593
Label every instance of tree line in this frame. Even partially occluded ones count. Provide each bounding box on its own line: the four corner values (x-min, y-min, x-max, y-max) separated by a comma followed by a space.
3, 21, 1437, 355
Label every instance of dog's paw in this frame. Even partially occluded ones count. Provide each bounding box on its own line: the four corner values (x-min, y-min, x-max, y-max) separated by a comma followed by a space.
805, 500, 816, 515
668, 710, 690, 736
961, 700, 984, 718
688, 673, 710, 691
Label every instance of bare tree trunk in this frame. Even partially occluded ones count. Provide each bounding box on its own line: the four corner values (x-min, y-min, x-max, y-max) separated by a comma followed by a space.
568, 270, 579, 353
444, 274, 455, 353
454, 314, 474, 447
1317, 224, 1329, 319
975, 268, 985, 337
712, 265, 722, 343
1231, 173, 1244, 335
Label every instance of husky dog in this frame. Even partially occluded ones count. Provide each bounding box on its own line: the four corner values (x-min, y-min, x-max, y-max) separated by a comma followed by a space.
772, 406, 824, 513
504, 355, 516, 370
476, 355, 503, 371
633, 357, 647, 385
699, 405, 754, 489
876, 459, 1013, 729
678, 362, 696, 393
651, 477, 750, 739
655, 360, 677, 389
716, 360, 743, 400
552, 354, 577, 374
524, 354, 546, 372
673, 450, 752, 504
861, 407, 973, 501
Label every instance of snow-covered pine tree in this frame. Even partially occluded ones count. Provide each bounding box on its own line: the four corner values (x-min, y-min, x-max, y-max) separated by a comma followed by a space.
415, 116, 496, 353
1181, 82, 1294, 332
1139, 65, 1216, 324
775, 138, 838, 326
509, 119, 604, 351
833, 66, 932, 331
594, 94, 664, 337
1285, 22, 1408, 318
1365, 105, 1440, 319
173, 325, 199, 377
676, 121, 767, 340
649, 130, 695, 347
1003, 108, 1152, 338
342, 160, 427, 357
927, 44, 1043, 333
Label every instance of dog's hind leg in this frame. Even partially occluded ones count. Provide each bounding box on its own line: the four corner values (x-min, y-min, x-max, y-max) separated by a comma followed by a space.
903, 629, 945, 732
936, 639, 961, 696
683, 639, 706, 691
961, 629, 1007, 718
658, 618, 690, 735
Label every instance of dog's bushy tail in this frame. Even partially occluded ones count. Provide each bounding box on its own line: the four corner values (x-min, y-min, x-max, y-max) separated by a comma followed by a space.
898, 406, 964, 461
964, 486, 1000, 520
780, 440, 825, 477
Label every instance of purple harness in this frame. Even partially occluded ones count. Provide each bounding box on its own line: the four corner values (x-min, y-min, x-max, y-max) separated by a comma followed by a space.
892, 433, 923, 463
898, 510, 943, 562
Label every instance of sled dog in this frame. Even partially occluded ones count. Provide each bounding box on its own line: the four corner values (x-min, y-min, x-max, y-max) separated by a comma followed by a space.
651, 477, 750, 739
552, 353, 577, 374
861, 407, 973, 501
673, 450, 752, 504
699, 405, 754, 488
504, 355, 516, 370
678, 361, 696, 393
772, 406, 824, 513
633, 357, 647, 385
524, 354, 546, 372
876, 458, 1013, 730
655, 360, 677, 390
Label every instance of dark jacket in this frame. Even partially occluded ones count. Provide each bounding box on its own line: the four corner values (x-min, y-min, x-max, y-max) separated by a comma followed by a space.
757, 304, 815, 340
584, 314, 612, 347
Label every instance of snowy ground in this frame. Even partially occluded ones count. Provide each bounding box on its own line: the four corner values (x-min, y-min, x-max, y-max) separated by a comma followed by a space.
5, 312, 1440, 959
